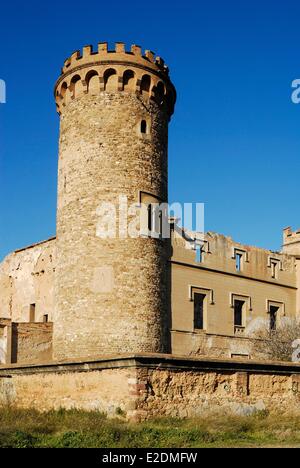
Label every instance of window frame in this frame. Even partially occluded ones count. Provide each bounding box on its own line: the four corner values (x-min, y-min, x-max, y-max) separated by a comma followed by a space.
139, 191, 165, 239
29, 304, 36, 323
193, 292, 206, 330
234, 299, 245, 327
230, 293, 252, 334
189, 286, 215, 333
232, 248, 249, 272
268, 257, 282, 280
267, 300, 285, 330
269, 305, 279, 331
137, 118, 151, 139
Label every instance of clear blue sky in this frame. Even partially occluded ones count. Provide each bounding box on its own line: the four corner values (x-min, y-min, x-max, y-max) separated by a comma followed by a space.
0, 0, 300, 260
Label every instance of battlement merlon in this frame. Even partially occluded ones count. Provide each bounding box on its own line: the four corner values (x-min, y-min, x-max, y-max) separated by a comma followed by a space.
61, 42, 170, 76
54, 41, 176, 118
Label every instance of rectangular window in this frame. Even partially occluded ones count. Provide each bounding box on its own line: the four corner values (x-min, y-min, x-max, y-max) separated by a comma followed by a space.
194, 293, 205, 330
271, 261, 278, 279
43, 314, 49, 323
29, 304, 36, 323
236, 253, 242, 272
196, 246, 202, 263
234, 300, 244, 327
269, 306, 278, 331
268, 258, 281, 279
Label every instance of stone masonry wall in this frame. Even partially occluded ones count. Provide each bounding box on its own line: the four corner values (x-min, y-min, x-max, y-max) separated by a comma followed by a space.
54, 92, 171, 360
136, 367, 300, 419
0, 239, 56, 323
171, 331, 262, 360
1, 356, 300, 421
0, 362, 138, 419
11, 323, 53, 364
171, 230, 297, 350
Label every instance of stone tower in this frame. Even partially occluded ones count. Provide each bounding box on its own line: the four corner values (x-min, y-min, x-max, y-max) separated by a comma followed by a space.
53, 42, 176, 360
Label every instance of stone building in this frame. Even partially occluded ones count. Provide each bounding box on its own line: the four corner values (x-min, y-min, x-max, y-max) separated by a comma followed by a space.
1, 42, 300, 419
0, 42, 300, 366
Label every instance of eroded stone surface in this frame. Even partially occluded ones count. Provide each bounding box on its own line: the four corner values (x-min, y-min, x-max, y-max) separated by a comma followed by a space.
1, 357, 300, 420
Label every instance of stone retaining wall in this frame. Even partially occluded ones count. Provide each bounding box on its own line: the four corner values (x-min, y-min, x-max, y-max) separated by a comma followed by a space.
1, 354, 300, 420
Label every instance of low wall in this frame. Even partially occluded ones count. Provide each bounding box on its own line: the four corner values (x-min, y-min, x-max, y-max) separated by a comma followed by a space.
1, 354, 300, 420
0, 357, 138, 419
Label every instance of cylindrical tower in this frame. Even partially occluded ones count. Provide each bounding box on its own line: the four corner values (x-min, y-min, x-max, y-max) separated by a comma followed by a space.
53, 42, 176, 361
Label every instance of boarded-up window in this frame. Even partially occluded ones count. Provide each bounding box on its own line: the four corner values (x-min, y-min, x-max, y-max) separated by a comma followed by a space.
29, 304, 36, 322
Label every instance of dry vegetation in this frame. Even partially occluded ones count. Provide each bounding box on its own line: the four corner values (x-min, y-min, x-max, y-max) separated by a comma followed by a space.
251, 318, 300, 362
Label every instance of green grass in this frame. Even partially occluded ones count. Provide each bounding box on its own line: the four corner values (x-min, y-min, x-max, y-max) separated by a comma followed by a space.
0, 408, 300, 448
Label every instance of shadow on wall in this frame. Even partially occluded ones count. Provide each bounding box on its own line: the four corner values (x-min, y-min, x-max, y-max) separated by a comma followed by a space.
11, 324, 18, 364
11, 323, 53, 365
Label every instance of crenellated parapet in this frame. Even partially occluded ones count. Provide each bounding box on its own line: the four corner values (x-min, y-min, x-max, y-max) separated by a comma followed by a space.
283, 227, 300, 243
54, 42, 176, 117
283, 227, 300, 256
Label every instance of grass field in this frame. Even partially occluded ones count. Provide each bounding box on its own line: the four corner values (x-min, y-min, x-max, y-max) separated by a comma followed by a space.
0, 408, 300, 448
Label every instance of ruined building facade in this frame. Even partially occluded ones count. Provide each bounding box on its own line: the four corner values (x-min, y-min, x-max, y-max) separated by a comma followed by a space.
1, 42, 300, 367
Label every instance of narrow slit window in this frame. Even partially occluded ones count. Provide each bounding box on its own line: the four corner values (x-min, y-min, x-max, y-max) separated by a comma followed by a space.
148, 204, 153, 232
194, 293, 205, 330
43, 314, 49, 323
159, 210, 163, 237
141, 120, 147, 134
